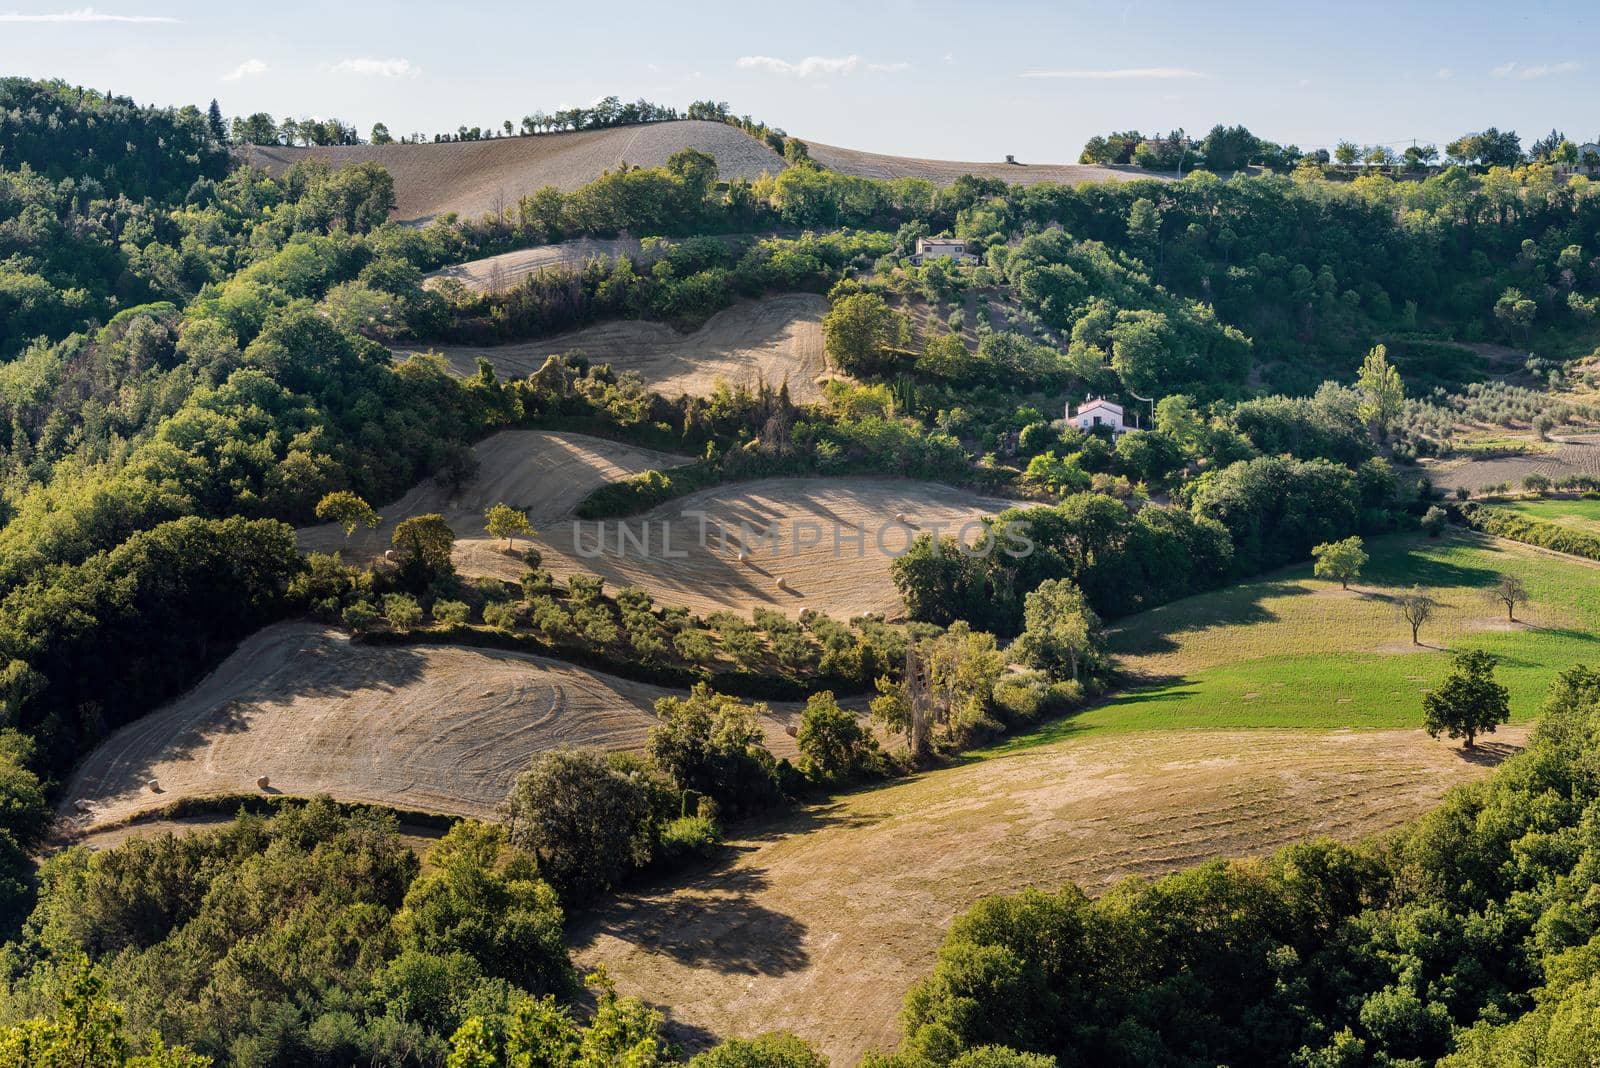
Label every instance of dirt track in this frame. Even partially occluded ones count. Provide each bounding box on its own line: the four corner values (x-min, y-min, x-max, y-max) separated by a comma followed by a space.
246, 121, 786, 223
571, 724, 1525, 1062
58, 624, 814, 831
402, 294, 831, 403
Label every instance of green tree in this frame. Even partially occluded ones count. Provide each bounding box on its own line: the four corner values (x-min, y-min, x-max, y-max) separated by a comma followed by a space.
484, 503, 535, 552
0, 956, 208, 1067
503, 749, 652, 902
1423, 649, 1510, 748
1311, 536, 1368, 589
690, 1033, 829, 1068
647, 684, 782, 814
1011, 579, 1103, 681
823, 292, 904, 376
315, 490, 380, 538
383, 592, 423, 632
796, 691, 881, 783
392, 513, 456, 585
1355, 345, 1404, 438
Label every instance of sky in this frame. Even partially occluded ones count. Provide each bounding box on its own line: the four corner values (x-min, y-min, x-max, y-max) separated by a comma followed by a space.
1, 0, 1596, 161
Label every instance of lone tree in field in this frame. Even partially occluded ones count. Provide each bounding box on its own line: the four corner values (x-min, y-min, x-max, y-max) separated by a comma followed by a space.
391, 514, 456, 586
1396, 586, 1438, 645
1311, 536, 1368, 589
315, 491, 380, 538
485, 503, 535, 552
1423, 649, 1510, 749
1487, 574, 1530, 622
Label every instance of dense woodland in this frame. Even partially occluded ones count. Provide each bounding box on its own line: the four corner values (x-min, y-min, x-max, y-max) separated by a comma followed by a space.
3, 74, 1600, 1064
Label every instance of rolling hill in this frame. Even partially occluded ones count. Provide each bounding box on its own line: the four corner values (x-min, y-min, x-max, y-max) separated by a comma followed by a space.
246, 119, 1151, 224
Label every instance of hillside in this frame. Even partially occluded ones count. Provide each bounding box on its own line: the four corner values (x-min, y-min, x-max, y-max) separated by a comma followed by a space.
247, 120, 1151, 225
247, 119, 787, 222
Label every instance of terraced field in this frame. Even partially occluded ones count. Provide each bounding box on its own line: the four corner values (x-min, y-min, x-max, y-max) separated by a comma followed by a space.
572, 723, 1521, 1063
402, 293, 831, 403
59, 623, 813, 832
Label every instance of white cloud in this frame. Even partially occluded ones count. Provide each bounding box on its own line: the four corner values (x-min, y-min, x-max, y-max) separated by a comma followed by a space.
223, 58, 267, 81
1433, 67, 1453, 80
330, 56, 417, 78
0, 6, 177, 21
942, 52, 955, 64
1492, 60, 1578, 79
736, 53, 909, 78
1018, 67, 1208, 80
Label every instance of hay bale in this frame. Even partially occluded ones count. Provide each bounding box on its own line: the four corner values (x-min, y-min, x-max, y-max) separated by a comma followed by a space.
737, 550, 749, 563
73, 799, 92, 814
785, 724, 798, 738
256, 776, 270, 790
894, 512, 907, 523
776, 576, 790, 591
146, 778, 160, 793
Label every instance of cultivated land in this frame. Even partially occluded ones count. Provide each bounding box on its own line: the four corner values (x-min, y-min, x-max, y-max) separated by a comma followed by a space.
1425, 432, 1600, 493
1074, 530, 1600, 735
246, 120, 787, 223
299, 430, 1005, 620
403, 293, 831, 402
1496, 495, 1600, 534
805, 140, 1150, 186
572, 723, 1522, 1063
58, 623, 813, 832
424, 236, 646, 292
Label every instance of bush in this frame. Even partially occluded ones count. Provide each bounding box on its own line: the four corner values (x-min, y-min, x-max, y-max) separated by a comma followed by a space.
342, 599, 379, 632
432, 599, 470, 626
482, 601, 519, 632
1420, 505, 1448, 537
383, 593, 423, 631
656, 814, 722, 864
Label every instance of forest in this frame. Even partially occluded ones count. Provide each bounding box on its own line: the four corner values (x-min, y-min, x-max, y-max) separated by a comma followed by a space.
3, 71, 1600, 1064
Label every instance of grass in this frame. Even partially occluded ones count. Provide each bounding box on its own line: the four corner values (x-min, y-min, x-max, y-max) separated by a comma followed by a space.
985, 530, 1600, 751
1495, 496, 1600, 536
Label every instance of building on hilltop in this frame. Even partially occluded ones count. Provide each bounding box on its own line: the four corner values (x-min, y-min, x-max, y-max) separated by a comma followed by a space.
912, 237, 978, 265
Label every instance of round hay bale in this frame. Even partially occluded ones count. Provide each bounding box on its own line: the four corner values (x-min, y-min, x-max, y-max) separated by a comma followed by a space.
894, 512, 907, 523
383, 549, 396, 560
73, 799, 92, 814
737, 550, 749, 563
256, 776, 270, 790
785, 724, 798, 738
146, 778, 160, 793
776, 576, 790, 591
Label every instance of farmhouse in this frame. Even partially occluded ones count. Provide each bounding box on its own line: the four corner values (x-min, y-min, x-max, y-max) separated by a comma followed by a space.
913, 237, 978, 264
1068, 397, 1132, 435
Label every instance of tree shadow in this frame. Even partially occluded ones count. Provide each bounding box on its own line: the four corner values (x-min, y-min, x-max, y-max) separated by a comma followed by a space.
1450, 736, 1523, 767
1110, 581, 1311, 656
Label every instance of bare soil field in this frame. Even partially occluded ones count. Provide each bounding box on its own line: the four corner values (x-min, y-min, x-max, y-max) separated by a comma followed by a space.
1424, 433, 1600, 493
571, 725, 1524, 1062
246, 121, 787, 223
425, 236, 646, 293
401, 294, 831, 403
806, 141, 1155, 186
297, 430, 1003, 619
58, 623, 812, 832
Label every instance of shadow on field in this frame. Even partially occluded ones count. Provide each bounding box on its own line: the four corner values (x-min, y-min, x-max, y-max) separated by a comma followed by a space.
1112, 581, 1312, 656
1450, 737, 1523, 767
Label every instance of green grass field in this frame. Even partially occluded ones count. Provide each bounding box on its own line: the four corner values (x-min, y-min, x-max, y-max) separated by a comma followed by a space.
990, 530, 1600, 750
1495, 496, 1600, 536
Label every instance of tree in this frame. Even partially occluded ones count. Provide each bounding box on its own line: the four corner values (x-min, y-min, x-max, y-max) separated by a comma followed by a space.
1396, 586, 1438, 645
1423, 649, 1509, 748
822, 292, 904, 376
205, 98, 226, 143
383, 593, 423, 632
690, 1033, 829, 1068
0, 955, 208, 1067
502, 749, 651, 903
1487, 574, 1529, 622
796, 691, 881, 783
1334, 140, 1359, 169
647, 684, 782, 814
1011, 579, 1103, 681
1355, 345, 1404, 438
484, 503, 534, 552
315, 490, 380, 538
391, 513, 456, 585
1311, 536, 1368, 589
370, 121, 393, 144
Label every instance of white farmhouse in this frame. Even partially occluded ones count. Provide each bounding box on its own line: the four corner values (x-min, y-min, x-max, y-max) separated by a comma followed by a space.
1068, 397, 1131, 435
913, 237, 978, 265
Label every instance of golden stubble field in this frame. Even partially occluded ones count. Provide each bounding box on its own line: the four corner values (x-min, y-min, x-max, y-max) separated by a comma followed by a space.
401, 293, 832, 404
298, 429, 1007, 620
571, 724, 1525, 1063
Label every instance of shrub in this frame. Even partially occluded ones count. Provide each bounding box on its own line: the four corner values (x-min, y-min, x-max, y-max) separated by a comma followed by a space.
342, 599, 379, 632
432, 599, 470, 626
482, 601, 519, 632
1420, 506, 1448, 537
656, 815, 722, 864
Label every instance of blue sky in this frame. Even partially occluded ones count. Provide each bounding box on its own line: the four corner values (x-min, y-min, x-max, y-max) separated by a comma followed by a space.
1, 1, 1595, 160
